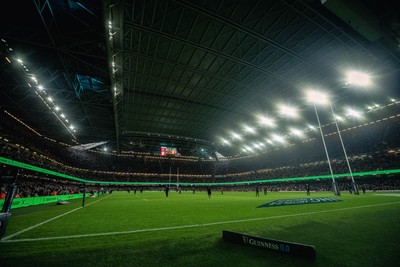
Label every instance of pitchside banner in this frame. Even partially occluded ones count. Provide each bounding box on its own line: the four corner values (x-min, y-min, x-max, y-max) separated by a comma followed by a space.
0, 193, 88, 210
222, 230, 316, 260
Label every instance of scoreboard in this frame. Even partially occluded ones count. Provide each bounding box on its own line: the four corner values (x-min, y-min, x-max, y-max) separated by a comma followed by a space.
160, 146, 177, 156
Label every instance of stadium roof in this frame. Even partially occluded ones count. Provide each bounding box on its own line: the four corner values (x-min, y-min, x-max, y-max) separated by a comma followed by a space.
1, 0, 399, 157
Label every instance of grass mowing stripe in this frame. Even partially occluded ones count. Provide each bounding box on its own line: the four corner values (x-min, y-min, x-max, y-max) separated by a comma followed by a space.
2, 200, 399, 243
1, 195, 109, 241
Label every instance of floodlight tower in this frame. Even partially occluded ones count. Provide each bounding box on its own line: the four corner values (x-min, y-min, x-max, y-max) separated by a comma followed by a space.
306, 91, 340, 196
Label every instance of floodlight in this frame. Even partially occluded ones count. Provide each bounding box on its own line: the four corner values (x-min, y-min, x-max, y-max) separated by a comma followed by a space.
346, 108, 362, 118
54, 106, 60, 111
259, 115, 275, 127
221, 138, 230, 145
69, 125, 74, 130
265, 138, 273, 144
345, 71, 371, 87
278, 104, 299, 118
243, 125, 256, 134
47, 97, 53, 102
335, 115, 344, 122
38, 85, 44, 90
232, 132, 242, 140
253, 143, 261, 149
290, 128, 304, 137
308, 124, 316, 130
246, 146, 254, 152
17, 58, 23, 63
271, 134, 286, 144
60, 113, 66, 118
305, 90, 329, 105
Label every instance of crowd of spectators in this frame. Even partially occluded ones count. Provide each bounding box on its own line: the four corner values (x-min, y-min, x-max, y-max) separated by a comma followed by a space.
2, 173, 399, 201
1, 108, 400, 197
0, 175, 112, 199
2, 137, 399, 185
1, 176, 79, 198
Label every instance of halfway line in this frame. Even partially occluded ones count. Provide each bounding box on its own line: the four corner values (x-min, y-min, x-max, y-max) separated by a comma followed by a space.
2, 201, 399, 243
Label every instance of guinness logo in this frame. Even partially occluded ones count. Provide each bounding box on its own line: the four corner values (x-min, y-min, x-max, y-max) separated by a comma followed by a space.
258, 197, 342, 208
223, 230, 316, 260
242, 235, 249, 245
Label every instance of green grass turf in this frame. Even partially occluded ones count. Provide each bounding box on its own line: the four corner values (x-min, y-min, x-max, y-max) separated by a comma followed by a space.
0, 191, 399, 267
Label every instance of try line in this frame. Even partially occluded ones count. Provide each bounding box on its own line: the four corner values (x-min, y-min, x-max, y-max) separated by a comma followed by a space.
1, 201, 399, 243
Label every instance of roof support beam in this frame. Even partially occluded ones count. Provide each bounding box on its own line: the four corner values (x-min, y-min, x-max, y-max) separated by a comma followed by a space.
104, 0, 124, 153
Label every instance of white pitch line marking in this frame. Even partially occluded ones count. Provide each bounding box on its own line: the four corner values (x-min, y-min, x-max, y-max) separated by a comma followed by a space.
1, 195, 109, 241
1, 201, 399, 243
374, 193, 400, 197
